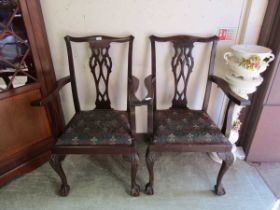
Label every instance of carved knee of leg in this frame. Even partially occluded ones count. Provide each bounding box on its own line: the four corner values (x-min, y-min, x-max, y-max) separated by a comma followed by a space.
131, 153, 140, 169
224, 152, 234, 167
218, 151, 234, 167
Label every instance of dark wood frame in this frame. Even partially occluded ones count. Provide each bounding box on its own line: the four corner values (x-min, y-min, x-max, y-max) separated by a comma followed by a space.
239, 0, 280, 156
32, 35, 142, 197
143, 35, 251, 195
0, 0, 64, 185
20, 0, 64, 130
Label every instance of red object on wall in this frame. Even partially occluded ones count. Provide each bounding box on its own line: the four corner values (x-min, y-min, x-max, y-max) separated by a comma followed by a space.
218, 29, 227, 40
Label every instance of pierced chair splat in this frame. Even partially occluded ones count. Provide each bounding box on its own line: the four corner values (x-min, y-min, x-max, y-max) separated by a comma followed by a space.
144, 35, 251, 196
32, 35, 141, 197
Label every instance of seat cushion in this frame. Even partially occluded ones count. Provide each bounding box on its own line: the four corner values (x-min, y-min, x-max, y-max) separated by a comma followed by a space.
153, 109, 228, 144
56, 110, 132, 146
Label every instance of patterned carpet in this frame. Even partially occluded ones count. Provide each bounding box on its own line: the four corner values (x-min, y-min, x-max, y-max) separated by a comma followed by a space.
0, 142, 276, 210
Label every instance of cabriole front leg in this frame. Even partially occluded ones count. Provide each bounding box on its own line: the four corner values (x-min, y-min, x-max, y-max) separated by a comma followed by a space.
214, 151, 234, 195
145, 147, 157, 195
130, 152, 140, 196
49, 154, 70, 196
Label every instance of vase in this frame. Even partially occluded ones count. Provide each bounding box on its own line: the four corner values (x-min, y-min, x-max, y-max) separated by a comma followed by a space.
224, 44, 274, 80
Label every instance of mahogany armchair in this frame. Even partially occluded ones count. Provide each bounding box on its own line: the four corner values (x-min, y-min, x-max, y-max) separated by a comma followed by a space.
143, 35, 251, 195
32, 35, 141, 196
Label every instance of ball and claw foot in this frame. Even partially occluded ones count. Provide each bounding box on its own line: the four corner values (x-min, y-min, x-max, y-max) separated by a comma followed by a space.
131, 184, 140, 197
59, 184, 70, 196
145, 183, 154, 195
214, 184, 226, 196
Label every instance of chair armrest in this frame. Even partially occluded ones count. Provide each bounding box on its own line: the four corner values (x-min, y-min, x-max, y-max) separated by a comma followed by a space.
31, 76, 71, 106
209, 75, 251, 106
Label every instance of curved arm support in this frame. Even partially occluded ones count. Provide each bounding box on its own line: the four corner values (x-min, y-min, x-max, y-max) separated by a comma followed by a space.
221, 100, 236, 137
143, 75, 155, 105
31, 76, 71, 106
209, 75, 251, 106
128, 75, 141, 106
143, 75, 155, 135
128, 75, 141, 137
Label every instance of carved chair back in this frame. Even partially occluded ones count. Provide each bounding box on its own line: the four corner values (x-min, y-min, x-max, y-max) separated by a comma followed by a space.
64, 35, 134, 112
150, 35, 218, 111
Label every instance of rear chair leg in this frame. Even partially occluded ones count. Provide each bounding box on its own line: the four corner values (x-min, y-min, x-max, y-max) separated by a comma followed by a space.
145, 148, 157, 195
214, 151, 234, 195
49, 154, 70, 196
130, 152, 140, 196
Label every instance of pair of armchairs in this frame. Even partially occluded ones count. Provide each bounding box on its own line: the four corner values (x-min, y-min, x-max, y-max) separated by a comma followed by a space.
32, 34, 250, 197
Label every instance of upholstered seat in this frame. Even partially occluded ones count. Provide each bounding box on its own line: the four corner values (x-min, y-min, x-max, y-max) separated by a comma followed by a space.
57, 110, 132, 146
153, 109, 227, 144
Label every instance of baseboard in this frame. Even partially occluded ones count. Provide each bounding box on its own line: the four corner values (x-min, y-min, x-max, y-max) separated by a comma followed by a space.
0, 151, 50, 186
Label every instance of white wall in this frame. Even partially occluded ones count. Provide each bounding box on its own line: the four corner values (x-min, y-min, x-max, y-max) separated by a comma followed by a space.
40, 0, 267, 133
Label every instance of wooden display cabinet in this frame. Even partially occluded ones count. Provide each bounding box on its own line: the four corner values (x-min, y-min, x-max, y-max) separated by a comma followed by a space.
0, 0, 64, 185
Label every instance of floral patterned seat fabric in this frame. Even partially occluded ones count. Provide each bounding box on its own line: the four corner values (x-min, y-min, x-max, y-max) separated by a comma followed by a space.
153, 109, 228, 144
56, 110, 132, 146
